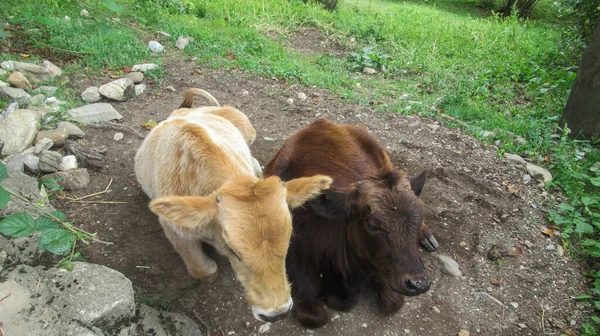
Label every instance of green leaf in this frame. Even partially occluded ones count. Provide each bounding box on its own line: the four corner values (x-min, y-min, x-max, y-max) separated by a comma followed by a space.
38, 229, 75, 255
0, 28, 8, 40
0, 161, 8, 182
36, 211, 67, 232
96, 22, 112, 34
558, 202, 575, 212
32, 16, 58, 26
102, 0, 125, 14
0, 213, 36, 237
582, 196, 594, 207
0, 187, 10, 208
57, 259, 74, 271
589, 177, 600, 186
40, 176, 63, 192
576, 221, 594, 234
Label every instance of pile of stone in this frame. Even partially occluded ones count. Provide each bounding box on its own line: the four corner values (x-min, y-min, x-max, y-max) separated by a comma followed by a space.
81, 67, 150, 104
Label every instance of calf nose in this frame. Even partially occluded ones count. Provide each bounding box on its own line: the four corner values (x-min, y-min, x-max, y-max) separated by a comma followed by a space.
259, 308, 291, 323
404, 276, 431, 295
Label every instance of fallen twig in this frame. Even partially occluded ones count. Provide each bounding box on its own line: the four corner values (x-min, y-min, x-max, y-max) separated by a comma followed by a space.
67, 179, 113, 203
135, 266, 151, 269
193, 310, 212, 334
0, 292, 11, 304
68, 201, 128, 204
87, 122, 145, 139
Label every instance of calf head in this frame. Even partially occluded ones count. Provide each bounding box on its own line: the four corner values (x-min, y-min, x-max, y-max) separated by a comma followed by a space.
150, 175, 333, 322
311, 169, 430, 296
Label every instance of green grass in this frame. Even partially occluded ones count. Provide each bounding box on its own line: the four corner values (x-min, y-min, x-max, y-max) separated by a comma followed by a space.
0, 0, 598, 333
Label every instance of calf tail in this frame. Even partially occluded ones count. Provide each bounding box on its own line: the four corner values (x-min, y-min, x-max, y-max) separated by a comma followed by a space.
179, 88, 221, 108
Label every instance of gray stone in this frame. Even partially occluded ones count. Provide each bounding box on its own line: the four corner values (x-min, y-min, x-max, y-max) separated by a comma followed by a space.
155, 31, 171, 40
11, 61, 56, 84
297, 92, 307, 101
148, 40, 165, 53
57, 121, 85, 138
47, 262, 136, 328
6, 101, 18, 115
114, 132, 124, 141
67, 103, 123, 124
34, 138, 54, 154
81, 9, 91, 17
545, 244, 556, 251
436, 254, 462, 277
166, 85, 176, 92
35, 128, 68, 147
175, 35, 192, 50
0, 109, 41, 155
81, 86, 101, 103
137, 305, 202, 336
556, 245, 564, 257
286, 98, 294, 105
99, 78, 134, 101
127, 71, 144, 84
504, 153, 527, 165
45, 168, 90, 190
7, 71, 32, 90
0, 68, 8, 76
480, 130, 496, 138
23, 154, 41, 174
515, 136, 526, 145
135, 84, 146, 96
0, 86, 32, 104
526, 163, 553, 184
38, 150, 62, 173
523, 174, 532, 184
428, 124, 440, 132
131, 63, 158, 72
0, 79, 7, 87
4, 148, 34, 171
33, 85, 57, 96
28, 93, 46, 107
0, 166, 54, 218
1, 60, 14, 71
59, 155, 78, 171
42, 60, 62, 78
362, 67, 377, 74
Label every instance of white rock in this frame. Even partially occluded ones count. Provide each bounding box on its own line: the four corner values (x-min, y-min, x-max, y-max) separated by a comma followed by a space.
545, 244, 556, 251
148, 41, 164, 53
0, 86, 31, 105
6, 102, 18, 116
362, 67, 377, 74
526, 163, 553, 184
263, 137, 274, 141
523, 174, 532, 184
0, 79, 7, 87
59, 155, 78, 171
81, 86, 101, 103
504, 153, 527, 165
362, 323, 367, 328
165, 86, 176, 92
1, 60, 14, 71
242, 90, 249, 96
510, 302, 519, 309
0, 68, 8, 76
556, 245, 564, 256
131, 63, 158, 72
297, 92, 307, 101
436, 254, 462, 277
57, 121, 85, 139
428, 124, 440, 132
99, 78, 134, 102
258, 322, 271, 333
175, 36, 192, 50
432, 306, 440, 313
41, 60, 62, 78
286, 98, 294, 105
67, 103, 123, 124
114, 132, 124, 141
64, 16, 70, 20
135, 84, 146, 96
0, 109, 41, 155
80, 9, 91, 17
480, 130, 496, 138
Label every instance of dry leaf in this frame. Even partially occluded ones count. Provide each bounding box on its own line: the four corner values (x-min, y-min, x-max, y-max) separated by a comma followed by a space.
508, 247, 523, 256
458, 330, 470, 336
541, 229, 554, 237
565, 329, 577, 336
544, 155, 551, 163
103, 68, 112, 73
142, 120, 158, 130
459, 241, 467, 247
20, 53, 31, 58
502, 179, 509, 186
123, 66, 132, 73
506, 184, 517, 193
110, 75, 119, 79
490, 279, 502, 286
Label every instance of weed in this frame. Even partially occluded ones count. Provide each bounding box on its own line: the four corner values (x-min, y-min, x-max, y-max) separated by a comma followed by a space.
136, 293, 171, 311
348, 46, 390, 71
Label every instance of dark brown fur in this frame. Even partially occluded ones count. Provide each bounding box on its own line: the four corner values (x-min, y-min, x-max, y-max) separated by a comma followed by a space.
265, 118, 431, 329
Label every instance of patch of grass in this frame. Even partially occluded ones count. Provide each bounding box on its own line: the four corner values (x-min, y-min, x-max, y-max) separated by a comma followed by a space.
136, 293, 171, 312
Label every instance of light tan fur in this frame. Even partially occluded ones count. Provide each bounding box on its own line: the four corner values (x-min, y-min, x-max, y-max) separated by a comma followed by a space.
134, 88, 332, 320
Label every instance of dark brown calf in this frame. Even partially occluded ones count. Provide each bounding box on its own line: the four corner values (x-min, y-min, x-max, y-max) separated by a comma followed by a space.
265, 118, 437, 329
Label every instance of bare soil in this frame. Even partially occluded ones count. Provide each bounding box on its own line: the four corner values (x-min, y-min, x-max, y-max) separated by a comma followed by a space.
53, 49, 585, 335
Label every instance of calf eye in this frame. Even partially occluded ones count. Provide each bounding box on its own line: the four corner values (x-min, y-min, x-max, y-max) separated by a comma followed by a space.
367, 224, 386, 234
227, 245, 242, 262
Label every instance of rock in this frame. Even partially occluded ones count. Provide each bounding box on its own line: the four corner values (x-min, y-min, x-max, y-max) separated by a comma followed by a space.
4, 149, 33, 171
487, 245, 521, 261
510, 302, 519, 309
0, 86, 32, 104
263, 137, 274, 141
148, 40, 164, 53
0, 166, 54, 218
135, 84, 146, 96
242, 90, 249, 96
6, 101, 18, 115
1, 60, 14, 71
458, 330, 470, 336
114, 132, 124, 141
175, 35, 192, 50
258, 322, 271, 333
286, 98, 294, 105
131, 63, 158, 72
11, 61, 58, 84
504, 153, 527, 165
556, 245, 564, 256
126, 71, 144, 84
57, 121, 85, 138
41, 60, 62, 78
432, 306, 440, 313
67, 103, 123, 124
23, 154, 41, 174
38, 150, 62, 173
80, 9, 91, 17
526, 163, 552, 184
99, 78, 134, 102
0, 109, 41, 155
33, 85, 57, 96
136, 304, 202, 336
7, 71, 32, 90
436, 254, 461, 277
59, 155, 78, 171
165, 85, 176, 92
45, 169, 90, 190
362, 67, 377, 74
523, 174, 532, 184
428, 124, 440, 132
523, 240, 534, 248
28, 93, 46, 107
515, 136, 526, 145
34, 138, 54, 154
35, 128, 68, 147
81, 86, 101, 103
297, 92, 308, 101
545, 244, 556, 251
0, 68, 8, 76
43, 97, 67, 113
155, 31, 171, 40
480, 130, 496, 138
0, 79, 7, 87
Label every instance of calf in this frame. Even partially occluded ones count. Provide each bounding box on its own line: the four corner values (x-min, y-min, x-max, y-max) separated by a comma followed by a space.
264, 118, 436, 328
135, 89, 333, 322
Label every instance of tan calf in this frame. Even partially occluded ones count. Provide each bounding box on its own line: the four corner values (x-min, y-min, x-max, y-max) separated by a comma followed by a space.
135, 89, 333, 322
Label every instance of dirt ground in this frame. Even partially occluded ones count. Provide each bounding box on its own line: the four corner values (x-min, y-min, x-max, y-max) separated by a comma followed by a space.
52, 38, 586, 336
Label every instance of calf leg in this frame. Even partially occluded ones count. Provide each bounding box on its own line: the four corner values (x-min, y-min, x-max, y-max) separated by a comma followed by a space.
419, 221, 439, 251
375, 274, 406, 314
161, 219, 218, 282
288, 254, 328, 329
322, 273, 360, 312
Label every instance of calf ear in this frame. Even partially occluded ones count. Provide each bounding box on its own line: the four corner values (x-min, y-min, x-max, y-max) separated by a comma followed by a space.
409, 170, 428, 197
308, 188, 362, 219
285, 175, 333, 209
150, 196, 218, 231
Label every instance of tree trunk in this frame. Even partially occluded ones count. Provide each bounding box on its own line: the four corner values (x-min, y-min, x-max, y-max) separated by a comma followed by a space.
560, 15, 600, 139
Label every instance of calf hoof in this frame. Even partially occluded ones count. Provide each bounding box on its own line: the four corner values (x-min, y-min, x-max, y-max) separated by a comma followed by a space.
380, 291, 406, 315
419, 233, 439, 251
325, 294, 358, 312
187, 260, 218, 283
293, 301, 328, 329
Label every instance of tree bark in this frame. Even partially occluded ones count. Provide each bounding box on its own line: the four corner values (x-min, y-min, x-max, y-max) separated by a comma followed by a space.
560, 15, 600, 139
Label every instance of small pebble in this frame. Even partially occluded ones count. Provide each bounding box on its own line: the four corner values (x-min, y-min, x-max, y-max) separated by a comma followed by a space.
297, 92, 307, 100
166, 86, 176, 92
263, 137, 274, 141
524, 240, 534, 248
545, 244, 556, 251
286, 98, 294, 105
114, 132, 124, 141
362, 323, 367, 328
432, 306, 440, 313
556, 245, 564, 257
511, 302, 519, 309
